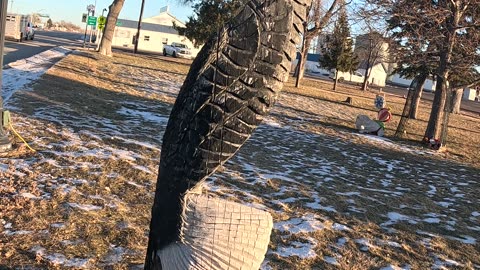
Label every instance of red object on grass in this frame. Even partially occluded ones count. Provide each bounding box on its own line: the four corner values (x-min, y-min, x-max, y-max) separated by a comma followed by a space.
378, 108, 392, 122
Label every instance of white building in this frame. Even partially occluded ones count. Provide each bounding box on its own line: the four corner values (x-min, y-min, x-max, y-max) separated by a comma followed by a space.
112, 7, 200, 57
387, 74, 436, 92
463, 87, 479, 101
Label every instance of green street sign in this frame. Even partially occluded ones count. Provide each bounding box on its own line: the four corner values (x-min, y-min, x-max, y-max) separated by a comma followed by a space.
115, 21, 122, 26
87, 16, 97, 26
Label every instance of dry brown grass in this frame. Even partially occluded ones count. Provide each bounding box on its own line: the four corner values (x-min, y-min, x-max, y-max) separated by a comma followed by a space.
1, 50, 479, 269
283, 78, 480, 167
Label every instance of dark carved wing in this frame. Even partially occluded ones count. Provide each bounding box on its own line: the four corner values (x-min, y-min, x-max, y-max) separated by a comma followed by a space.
146, 0, 310, 267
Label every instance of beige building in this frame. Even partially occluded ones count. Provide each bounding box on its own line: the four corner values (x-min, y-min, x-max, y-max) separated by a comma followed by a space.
112, 7, 200, 56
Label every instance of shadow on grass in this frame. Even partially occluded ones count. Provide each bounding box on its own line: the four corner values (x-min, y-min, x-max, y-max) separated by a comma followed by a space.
13, 72, 173, 126
114, 62, 187, 77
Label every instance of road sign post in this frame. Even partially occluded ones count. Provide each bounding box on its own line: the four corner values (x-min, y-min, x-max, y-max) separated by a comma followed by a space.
0, 0, 12, 152
83, 4, 96, 48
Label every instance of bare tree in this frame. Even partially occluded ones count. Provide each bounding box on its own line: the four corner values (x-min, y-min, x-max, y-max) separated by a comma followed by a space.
354, 31, 389, 90
371, 0, 480, 147
98, 0, 126, 56
294, 0, 343, 88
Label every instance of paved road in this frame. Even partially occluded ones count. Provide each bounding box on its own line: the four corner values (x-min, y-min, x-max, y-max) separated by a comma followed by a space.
305, 72, 480, 115
3, 30, 88, 65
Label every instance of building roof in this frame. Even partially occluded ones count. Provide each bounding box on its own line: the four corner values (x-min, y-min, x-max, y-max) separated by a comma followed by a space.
116, 18, 178, 35
142, 8, 186, 28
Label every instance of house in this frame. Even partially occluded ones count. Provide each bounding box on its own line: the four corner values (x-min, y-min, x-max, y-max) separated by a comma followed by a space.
463, 87, 479, 101
355, 60, 387, 87
290, 53, 387, 87
111, 6, 200, 56
291, 53, 330, 75
387, 73, 436, 92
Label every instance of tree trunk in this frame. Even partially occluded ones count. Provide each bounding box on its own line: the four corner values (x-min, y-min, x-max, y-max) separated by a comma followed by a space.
408, 73, 427, 119
395, 85, 415, 138
361, 65, 370, 91
424, 71, 447, 140
333, 72, 338, 91
424, 3, 460, 146
395, 72, 427, 138
295, 35, 311, 88
98, 0, 126, 56
450, 88, 463, 114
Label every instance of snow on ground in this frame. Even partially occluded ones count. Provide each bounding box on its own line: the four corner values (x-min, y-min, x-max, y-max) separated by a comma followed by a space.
2, 46, 72, 104
1, 49, 479, 268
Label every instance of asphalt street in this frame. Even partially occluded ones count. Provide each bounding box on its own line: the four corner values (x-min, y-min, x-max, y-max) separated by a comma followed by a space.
3, 30, 88, 65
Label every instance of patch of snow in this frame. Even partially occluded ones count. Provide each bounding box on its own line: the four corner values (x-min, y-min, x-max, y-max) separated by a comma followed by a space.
336, 237, 347, 247
382, 212, 417, 226
126, 181, 144, 188
332, 223, 351, 231
274, 214, 325, 234
380, 265, 411, 270
423, 218, 441, 224
436, 201, 453, 207
447, 235, 476, 245
2, 47, 71, 104
471, 211, 480, 217
67, 203, 102, 211
30, 246, 91, 268
324, 256, 339, 265
117, 106, 168, 124
102, 246, 129, 264
4, 230, 33, 236
273, 237, 317, 259
427, 185, 437, 196
355, 238, 377, 251
20, 192, 39, 199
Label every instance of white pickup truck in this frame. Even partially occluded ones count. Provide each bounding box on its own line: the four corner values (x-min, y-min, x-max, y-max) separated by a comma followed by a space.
163, 42, 193, 59
329, 70, 365, 84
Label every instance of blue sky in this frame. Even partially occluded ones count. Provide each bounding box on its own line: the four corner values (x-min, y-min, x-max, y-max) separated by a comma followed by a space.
9, 0, 194, 26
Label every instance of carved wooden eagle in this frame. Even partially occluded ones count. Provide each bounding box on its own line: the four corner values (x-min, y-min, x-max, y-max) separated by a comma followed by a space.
145, 0, 310, 269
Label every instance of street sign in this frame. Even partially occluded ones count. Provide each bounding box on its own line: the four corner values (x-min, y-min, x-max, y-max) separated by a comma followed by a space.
87, 4, 95, 12
98, 16, 106, 25
98, 16, 106, 30
87, 16, 97, 26
116, 21, 122, 26
81, 13, 87, 23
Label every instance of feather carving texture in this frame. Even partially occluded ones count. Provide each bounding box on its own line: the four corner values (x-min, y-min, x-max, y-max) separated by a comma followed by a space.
157, 194, 273, 269
145, 0, 311, 269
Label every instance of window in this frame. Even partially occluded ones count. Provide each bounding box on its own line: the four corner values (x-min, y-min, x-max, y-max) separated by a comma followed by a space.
161, 38, 168, 44
144, 35, 150, 41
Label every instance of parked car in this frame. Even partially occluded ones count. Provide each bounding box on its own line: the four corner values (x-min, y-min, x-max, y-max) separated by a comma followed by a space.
163, 42, 193, 59
5, 14, 35, 42
329, 70, 365, 84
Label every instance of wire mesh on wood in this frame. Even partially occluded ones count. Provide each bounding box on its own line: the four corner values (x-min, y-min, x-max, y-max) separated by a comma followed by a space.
157, 193, 273, 270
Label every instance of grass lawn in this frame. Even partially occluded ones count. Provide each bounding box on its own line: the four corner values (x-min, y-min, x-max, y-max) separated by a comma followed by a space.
0, 50, 478, 269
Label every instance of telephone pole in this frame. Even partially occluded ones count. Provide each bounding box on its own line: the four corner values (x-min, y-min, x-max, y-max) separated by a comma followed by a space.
0, 0, 12, 152
134, 0, 145, 54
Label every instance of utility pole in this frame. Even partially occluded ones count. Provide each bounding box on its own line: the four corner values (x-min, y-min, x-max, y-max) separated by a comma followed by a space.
134, 0, 145, 54
0, 0, 12, 152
